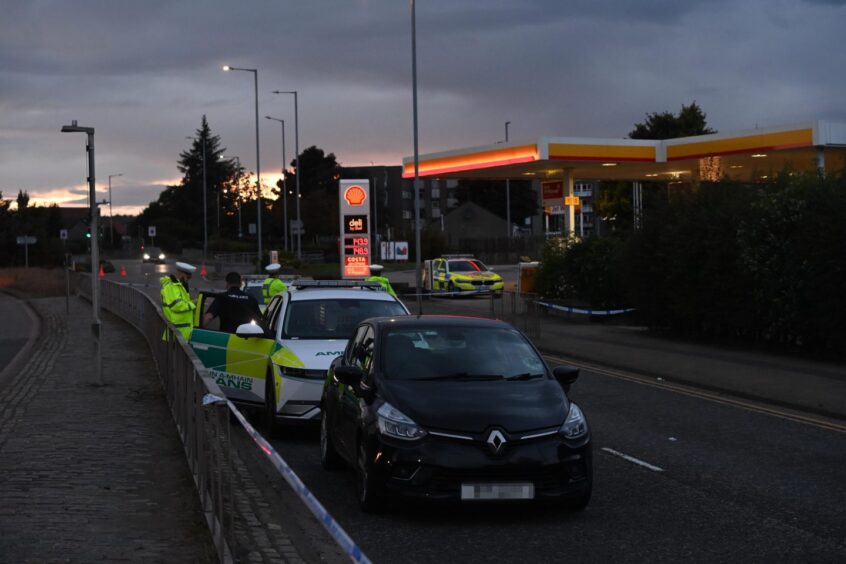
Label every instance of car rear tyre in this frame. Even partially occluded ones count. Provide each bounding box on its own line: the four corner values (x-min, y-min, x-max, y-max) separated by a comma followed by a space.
320, 410, 344, 471
357, 440, 384, 513
264, 367, 281, 438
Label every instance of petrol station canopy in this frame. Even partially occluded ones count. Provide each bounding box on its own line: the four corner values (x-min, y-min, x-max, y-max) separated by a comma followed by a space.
402, 120, 846, 182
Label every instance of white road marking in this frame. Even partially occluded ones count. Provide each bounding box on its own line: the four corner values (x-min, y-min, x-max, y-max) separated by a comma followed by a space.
601, 447, 665, 472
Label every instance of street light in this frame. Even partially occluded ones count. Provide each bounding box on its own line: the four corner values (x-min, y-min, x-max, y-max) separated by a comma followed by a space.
265, 115, 289, 253
186, 134, 208, 259
271, 90, 300, 259
505, 121, 511, 238
108, 173, 122, 247
411, 0, 423, 314
224, 64, 263, 268
61, 120, 102, 385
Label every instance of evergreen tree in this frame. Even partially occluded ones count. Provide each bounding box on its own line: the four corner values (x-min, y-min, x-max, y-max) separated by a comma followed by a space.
629, 101, 716, 140
135, 116, 237, 248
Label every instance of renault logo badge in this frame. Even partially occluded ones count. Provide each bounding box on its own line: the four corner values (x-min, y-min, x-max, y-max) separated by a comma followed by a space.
486, 429, 507, 455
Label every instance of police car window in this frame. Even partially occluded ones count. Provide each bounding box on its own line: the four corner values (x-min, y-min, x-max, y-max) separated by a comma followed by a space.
448, 260, 482, 273
282, 299, 406, 340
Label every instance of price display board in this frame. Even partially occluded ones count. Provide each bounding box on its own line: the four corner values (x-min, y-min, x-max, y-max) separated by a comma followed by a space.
338, 180, 371, 278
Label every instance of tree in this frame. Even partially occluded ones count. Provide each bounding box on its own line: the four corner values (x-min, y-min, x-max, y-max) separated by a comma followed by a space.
629, 101, 716, 140
594, 103, 717, 235
135, 116, 237, 248
271, 146, 341, 239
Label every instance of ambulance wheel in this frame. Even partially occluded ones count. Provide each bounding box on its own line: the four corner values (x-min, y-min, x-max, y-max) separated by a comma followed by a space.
264, 367, 281, 438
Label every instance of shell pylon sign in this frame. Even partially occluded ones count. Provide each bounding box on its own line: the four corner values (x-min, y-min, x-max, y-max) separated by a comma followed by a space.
338, 180, 371, 278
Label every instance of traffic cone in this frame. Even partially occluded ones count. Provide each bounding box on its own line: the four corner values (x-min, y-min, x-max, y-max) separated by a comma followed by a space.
120, 265, 127, 277
99, 265, 105, 278
200, 262, 208, 278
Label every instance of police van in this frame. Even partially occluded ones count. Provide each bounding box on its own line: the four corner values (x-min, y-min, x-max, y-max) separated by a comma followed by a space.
189, 280, 409, 435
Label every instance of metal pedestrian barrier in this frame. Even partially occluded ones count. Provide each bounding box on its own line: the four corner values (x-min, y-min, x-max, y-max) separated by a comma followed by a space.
488, 290, 541, 340
72, 272, 372, 564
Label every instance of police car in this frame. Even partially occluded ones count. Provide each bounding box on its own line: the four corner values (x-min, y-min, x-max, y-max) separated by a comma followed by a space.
189, 280, 409, 436
429, 255, 504, 295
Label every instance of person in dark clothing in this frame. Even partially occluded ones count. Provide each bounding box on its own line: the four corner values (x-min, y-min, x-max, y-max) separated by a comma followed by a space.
204, 272, 263, 333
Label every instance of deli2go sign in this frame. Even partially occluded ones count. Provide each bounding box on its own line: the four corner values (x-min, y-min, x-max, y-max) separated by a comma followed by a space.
338, 180, 371, 278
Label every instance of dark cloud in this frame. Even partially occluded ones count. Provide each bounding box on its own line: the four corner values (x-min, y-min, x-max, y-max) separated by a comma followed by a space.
1, 0, 844, 212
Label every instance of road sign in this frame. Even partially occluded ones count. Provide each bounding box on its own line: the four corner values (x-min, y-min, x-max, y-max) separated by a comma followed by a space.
148, 226, 156, 237
565, 196, 580, 206
16, 236, 37, 245
270, 250, 278, 264
59, 229, 68, 241
249, 223, 257, 235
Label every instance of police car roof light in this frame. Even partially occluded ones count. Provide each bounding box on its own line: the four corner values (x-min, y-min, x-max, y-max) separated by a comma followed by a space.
290, 280, 383, 290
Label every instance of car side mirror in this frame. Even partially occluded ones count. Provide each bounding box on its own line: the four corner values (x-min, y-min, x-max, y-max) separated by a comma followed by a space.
553, 365, 579, 393
235, 323, 264, 339
334, 365, 364, 386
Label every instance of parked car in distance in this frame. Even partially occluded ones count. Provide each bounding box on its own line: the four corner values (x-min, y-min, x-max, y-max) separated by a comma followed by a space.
320, 315, 591, 512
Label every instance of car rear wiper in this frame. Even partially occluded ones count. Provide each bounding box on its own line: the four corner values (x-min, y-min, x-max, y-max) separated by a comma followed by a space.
504, 373, 545, 381
411, 372, 504, 381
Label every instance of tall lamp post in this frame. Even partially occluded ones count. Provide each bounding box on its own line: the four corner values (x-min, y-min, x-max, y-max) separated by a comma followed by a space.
223, 65, 263, 267
186, 134, 208, 259
271, 90, 300, 259
505, 121, 511, 238
108, 173, 122, 247
411, 0, 423, 314
61, 120, 102, 385
265, 116, 289, 253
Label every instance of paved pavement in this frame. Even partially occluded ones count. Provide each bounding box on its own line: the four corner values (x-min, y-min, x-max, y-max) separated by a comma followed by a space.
0, 296, 216, 563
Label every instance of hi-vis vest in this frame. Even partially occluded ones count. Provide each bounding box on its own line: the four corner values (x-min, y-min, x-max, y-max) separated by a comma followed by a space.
160, 276, 196, 340
366, 275, 397, 297
262, 277, 287, 305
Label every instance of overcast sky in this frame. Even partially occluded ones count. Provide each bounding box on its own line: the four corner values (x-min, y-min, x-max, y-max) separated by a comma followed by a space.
1, 0, 844, 214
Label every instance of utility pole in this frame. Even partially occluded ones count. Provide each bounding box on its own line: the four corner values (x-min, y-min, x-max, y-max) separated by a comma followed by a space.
505, 121, 511, 238
61, 121, 102, 385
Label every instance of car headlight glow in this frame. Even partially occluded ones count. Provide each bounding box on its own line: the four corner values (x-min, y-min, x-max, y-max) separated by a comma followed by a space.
559, 403, 588, 439
143, 253, 150, 260
158, 253, 165, 260
377, 402, 427, 441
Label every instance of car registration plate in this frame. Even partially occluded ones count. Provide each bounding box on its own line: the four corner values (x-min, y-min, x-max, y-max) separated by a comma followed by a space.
460, 483, 534, 500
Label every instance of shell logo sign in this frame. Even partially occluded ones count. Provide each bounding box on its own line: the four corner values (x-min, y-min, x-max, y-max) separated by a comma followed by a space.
339, 180, 371, 279
344, 185, 367, 206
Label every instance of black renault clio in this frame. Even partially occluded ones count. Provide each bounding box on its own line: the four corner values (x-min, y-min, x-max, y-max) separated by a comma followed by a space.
320, 315, 592, 512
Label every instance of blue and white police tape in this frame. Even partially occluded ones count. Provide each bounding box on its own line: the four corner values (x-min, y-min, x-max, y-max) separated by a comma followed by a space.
398, 288, 504, 298
535, 301, 636, 316
227, 401, 372, 564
